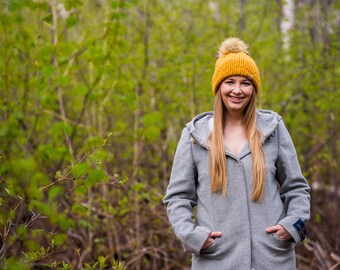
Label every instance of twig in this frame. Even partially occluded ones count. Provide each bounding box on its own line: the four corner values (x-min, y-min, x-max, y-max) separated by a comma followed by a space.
40, 147, 97, 191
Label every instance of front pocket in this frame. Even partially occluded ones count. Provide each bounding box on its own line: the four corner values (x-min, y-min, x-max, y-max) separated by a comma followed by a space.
200, 241, 217, 255
197, 236, 231, 261
269, 233, 293, 250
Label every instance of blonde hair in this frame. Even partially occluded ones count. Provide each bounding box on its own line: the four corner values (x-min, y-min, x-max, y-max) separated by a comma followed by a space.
208, 89, 265, 201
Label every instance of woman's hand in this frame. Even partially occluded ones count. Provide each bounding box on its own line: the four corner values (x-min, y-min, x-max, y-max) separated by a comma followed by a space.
265, 225, 292, 241
201, 231, 222, 250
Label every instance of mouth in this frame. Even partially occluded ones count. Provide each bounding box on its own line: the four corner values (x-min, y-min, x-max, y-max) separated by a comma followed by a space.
229, 96, 245, 102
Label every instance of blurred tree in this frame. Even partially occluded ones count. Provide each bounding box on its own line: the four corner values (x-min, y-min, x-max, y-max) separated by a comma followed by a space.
0, 0, 339, 269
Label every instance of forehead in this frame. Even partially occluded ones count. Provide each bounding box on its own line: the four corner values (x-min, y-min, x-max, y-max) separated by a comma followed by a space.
225, 75, 251, 81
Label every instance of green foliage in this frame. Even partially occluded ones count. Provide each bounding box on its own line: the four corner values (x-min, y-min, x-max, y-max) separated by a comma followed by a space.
0, 0, 338, 269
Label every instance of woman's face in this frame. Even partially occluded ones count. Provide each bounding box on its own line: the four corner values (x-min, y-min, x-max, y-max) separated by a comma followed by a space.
220, 75, 255, 115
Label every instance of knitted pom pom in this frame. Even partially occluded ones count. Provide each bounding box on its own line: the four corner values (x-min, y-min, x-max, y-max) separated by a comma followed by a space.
218, 38, 249, 57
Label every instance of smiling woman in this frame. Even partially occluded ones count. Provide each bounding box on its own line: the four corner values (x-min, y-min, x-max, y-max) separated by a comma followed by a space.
163, 38, 311, 270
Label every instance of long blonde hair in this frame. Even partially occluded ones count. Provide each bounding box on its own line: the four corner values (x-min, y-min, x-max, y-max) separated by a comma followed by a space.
208, 89, 265, 201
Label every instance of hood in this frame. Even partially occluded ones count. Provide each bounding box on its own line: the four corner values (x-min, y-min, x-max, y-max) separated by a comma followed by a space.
256, 109, 282, 140
185, 109, 281, 149
186, 111, 214, 149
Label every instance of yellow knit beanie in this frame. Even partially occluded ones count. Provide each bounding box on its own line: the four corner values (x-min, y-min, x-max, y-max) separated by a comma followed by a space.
212, 38, 260, 95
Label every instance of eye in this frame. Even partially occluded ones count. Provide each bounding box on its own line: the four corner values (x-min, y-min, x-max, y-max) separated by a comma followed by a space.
224, 80, 234, 84
242, 81, 252, 86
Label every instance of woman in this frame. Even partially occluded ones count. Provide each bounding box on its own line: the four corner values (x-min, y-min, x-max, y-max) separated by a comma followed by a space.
163, 38, 310, 270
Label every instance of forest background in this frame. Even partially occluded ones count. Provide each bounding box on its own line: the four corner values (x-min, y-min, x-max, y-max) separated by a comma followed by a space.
0, 0, 339, 269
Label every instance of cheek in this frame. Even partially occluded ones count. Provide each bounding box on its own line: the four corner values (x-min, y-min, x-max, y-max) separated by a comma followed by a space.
244, 87, 255, 96
220, 86, 231, 96
221, 95, 230, 107
220, 86, 226, 95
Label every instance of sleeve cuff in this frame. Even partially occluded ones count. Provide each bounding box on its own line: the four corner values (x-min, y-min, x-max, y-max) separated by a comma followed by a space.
279, 217, 307, 244
182, 226, 211, 254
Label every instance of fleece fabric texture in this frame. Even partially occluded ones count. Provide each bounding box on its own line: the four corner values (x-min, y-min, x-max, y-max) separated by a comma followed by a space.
163, 110, 310, 270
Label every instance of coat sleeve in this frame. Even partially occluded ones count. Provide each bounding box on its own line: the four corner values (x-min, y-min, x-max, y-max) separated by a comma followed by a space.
163, 128, 211, 254
275, 120, 311, 244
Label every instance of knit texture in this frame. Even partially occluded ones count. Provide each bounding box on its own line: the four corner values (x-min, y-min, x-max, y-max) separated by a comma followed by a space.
212, 38, 260, 95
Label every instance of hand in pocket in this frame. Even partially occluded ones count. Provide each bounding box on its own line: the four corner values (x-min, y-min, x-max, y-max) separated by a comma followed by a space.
201, 231, 222, 250
266, 225, 292, 241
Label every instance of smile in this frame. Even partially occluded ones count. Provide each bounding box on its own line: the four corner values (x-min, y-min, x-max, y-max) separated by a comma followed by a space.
229, 96, 244, 102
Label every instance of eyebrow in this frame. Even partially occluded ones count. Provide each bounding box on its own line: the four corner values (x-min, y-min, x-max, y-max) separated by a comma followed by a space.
226, 78, 251, 82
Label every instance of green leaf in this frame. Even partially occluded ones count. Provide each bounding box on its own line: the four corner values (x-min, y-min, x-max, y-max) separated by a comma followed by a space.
86, 169, 107, 186
16, 225, 28, 238
59, 217, 75, 231
31, 172, 49, 186
74, 184, 88, 197
4, 257, 30, 270
85, 136, 102, 148
54, 233, 67, 246
71, 204, 87, 215
48, 186, 64, 200
30, 200, 52, 216
79, 219, 92, 229
66, 16, 78, 28
72, 163, 90, 178
92, 149, 109, 162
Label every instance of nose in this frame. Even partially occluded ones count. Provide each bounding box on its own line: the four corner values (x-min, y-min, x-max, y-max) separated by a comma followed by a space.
233, 83, 242, 94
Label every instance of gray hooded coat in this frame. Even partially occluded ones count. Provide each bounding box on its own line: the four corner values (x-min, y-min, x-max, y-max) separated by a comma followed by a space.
163, 110, 310, 270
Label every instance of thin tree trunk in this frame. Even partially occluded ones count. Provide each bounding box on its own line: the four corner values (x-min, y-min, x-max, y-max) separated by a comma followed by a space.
238, 0, 246, 34
50, 0, 75, 162
280, 0, 294, 51
132, 1, 151, 269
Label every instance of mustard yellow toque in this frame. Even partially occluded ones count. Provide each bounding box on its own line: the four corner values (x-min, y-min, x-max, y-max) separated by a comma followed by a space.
212, 38, 260, 95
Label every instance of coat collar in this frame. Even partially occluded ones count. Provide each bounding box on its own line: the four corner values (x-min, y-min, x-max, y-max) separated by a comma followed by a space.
186, 109, 281, 152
